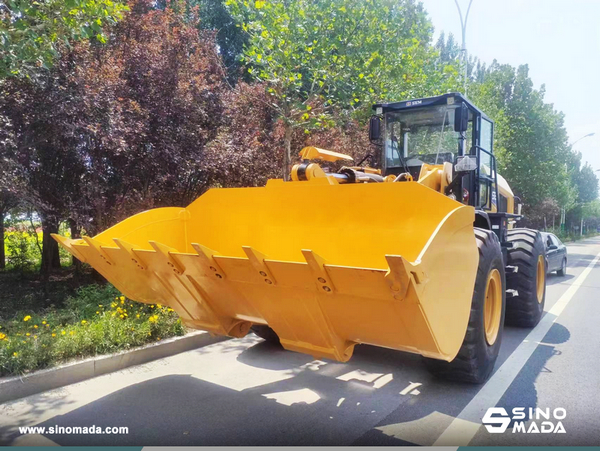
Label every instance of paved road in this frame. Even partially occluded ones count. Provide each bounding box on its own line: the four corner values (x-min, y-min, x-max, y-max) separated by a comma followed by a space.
2, 237, 600, 446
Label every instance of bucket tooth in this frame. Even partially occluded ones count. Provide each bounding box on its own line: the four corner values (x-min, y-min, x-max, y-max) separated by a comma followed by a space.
242, 246, 277, 286
301, 249, 335, 294
191, 243, 225, 280
148, 240, 186, 275
113, 238, 147, 270
51, 234, 88, 263
82, 236, 115, 267
385, 255, 427, 300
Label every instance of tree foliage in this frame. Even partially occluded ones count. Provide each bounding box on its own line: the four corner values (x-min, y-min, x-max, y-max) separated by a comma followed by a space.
0, 0, 128, 79
225, 0, 453, 178
2, 0, 599, 277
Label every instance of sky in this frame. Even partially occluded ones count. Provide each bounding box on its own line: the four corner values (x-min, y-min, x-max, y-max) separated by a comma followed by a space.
420, 0, 600, 171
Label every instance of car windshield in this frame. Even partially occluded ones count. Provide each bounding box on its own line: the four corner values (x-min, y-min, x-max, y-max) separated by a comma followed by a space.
384, 104, 461, 168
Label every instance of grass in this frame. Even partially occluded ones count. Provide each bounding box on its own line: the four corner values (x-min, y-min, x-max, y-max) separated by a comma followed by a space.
0, 283, 185, 377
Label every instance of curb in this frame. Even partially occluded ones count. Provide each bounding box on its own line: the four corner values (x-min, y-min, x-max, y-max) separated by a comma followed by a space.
0, 331, 226, 404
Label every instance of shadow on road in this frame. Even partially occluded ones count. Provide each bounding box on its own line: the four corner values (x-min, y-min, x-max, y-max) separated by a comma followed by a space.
0, 314, 581, 446
498, 322, 570, 429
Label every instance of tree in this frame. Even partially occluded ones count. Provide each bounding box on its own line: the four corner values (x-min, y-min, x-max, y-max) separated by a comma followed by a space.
226, 0, 440, 179
0, 0, 128, 79
53, 0, 229, 233
1, 71, 87, 274
189, 0, 248, 82
574, 162, 599, 204
469, 62, 575, 227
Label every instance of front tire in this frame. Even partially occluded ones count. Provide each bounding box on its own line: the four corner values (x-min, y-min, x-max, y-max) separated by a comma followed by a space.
505, 229, 546, 327
424, 228, 506, 384
251, 325, 281, 346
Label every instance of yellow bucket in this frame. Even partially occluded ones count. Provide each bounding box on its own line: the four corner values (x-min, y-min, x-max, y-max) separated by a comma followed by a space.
54, 178, 478, 362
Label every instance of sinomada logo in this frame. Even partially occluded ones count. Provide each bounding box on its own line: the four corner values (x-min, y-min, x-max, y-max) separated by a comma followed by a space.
482, 407, 567, 434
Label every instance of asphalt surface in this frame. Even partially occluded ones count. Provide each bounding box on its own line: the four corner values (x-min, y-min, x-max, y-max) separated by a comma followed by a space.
1, 237, 599, 446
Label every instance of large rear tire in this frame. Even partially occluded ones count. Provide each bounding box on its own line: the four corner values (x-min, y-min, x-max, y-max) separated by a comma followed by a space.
505, 229, 546, 327
424, 228, 506, 383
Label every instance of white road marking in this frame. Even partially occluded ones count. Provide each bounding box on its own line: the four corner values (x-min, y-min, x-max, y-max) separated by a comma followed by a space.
434, 250, 600, 446
399, 381, 422, 395
336, 397, 345, 407
377, 411, 478, 446
373, 373, 394, 389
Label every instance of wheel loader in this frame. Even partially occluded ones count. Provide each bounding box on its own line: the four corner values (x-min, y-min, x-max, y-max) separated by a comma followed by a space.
53, 93, 547, 383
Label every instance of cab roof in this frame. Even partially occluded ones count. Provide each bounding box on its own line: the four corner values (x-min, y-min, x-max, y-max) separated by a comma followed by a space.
372, 92, 492, 123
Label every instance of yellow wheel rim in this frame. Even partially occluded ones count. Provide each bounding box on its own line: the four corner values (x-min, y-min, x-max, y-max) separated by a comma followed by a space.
536, 255, 545, 303
484, 268, 502, 346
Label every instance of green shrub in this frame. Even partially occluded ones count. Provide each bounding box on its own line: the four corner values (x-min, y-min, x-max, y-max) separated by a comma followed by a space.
5, 229, 40, 271
0, 284, 185, 376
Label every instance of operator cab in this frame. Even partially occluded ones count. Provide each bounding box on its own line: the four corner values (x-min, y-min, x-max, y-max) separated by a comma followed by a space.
371, 93, 495, 210
370, 93, 517, 243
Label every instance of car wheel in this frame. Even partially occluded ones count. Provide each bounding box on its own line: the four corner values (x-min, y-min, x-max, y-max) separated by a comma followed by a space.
557, 258, 567, 276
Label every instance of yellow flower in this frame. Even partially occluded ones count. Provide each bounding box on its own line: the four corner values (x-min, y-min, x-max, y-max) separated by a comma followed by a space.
23, 315, 31, 322
96, 311, 100, 314
119, 315, 124, 319
157, 337, 161, 341
45, 324, 50, 328
52, 333, 56, 337
150, 305, 155, 309
34, 325, 38, 329
98, 304, 103, 308
69, 331, 75, 336
13, 352, 18, 357
61, 330, 66, 335
81, 320, 87, 325
33, 335, 37, 339
26, 332, 31, 336
0, 333, 5, 340
167, 308, 174, 313
157, 304, 162, 308
42, 320, 47, 325
148, 315, 159, 323
120, 296, 125, 303
136, 314, 140, 319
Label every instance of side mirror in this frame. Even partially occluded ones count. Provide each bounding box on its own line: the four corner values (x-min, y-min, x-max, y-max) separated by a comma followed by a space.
548, 244, 558, 250
454, 102, 469, 133
369, 116, 381, 142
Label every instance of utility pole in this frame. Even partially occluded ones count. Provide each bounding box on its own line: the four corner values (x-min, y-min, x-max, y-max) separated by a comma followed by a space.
454, 0, 473, 94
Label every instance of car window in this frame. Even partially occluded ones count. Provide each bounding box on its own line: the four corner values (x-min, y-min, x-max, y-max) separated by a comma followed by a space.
543, 234, 553, 248
551, 235, 562, 246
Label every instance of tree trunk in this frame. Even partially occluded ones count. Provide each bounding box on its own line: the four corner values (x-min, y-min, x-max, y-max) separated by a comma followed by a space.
68, 218, 82, 272
283, 123, 292, 181
41, 215, 61, 275
0, 208, 5, 270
